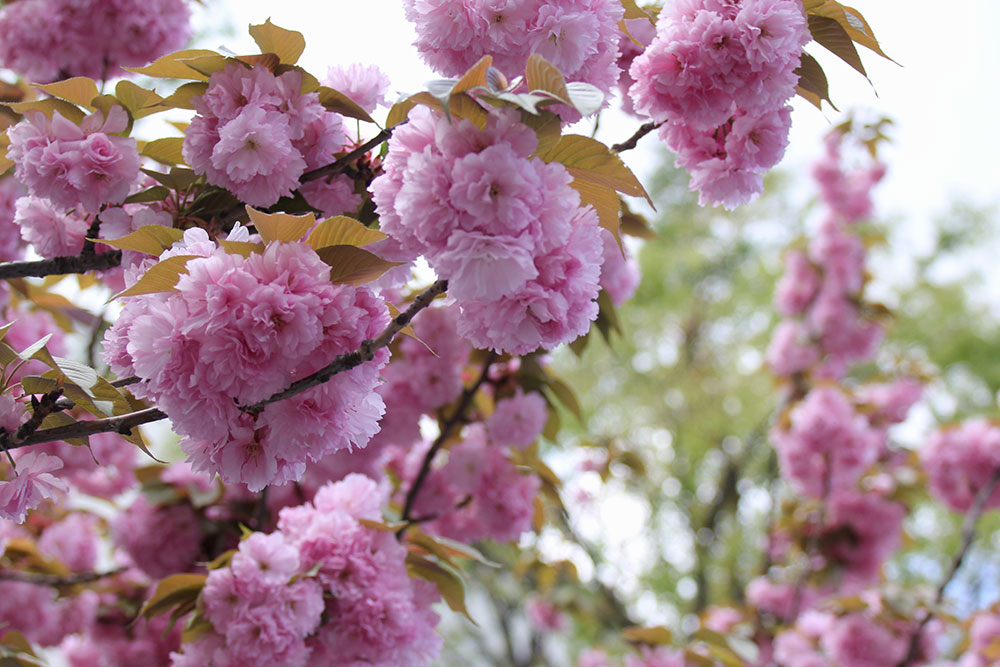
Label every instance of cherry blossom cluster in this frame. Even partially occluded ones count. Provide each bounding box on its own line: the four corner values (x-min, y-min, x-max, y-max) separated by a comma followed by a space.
920, 419, 1000, 513
184, 63, 346, 207
372, 105, 603, 354
768, 129, 888, 380
404, 0, 624, 102
394, 419, 542, 543
176, 475, 441, 666
0, 0, 190, 83
628, 0, 810, 208
7, 106, 140, 214
104, 230, 390, 491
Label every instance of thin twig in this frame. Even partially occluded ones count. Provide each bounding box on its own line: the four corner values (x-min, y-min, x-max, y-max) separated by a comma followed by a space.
0, 250, 122, 280
0, 567, 126, 586
398, 351, 496, 533
241, 280, 448, 414
897, 466, 1000, 666
611, 121, 662, 153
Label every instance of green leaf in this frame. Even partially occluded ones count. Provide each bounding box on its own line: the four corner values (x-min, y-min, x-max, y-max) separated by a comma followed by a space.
155, 81, 209, 111
175, 54, 231, 79
519, 110, 562, 156
248, 20, 306, 65
114, 80, 164, 118
35, 411, 88, 447
545, 374, 584, 421
141, 137, 186, 166
4, 99, 85, 124
112, 255, 198, 299
140, 167, 198, 191
537, 134, 651, 203
245, 206, 315, 244
139, 573, 208, 620
124, 49, 220, 80
808, 14, 867, 78
571, 179, 621, 245
317, 87, 375, 123
405, 552, 475, 622
98, 225, 183, 256
307, 216, 386, 249
122, 186, 171, 205
218, 240, 264, 257
35, 77, 99, 109
316, 245, 402, 285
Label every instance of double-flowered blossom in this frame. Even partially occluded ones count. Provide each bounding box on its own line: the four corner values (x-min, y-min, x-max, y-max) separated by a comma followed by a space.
178, 475, 441, 666
184, 63, 346, 207
771, 387, 882, 498
404, 0, 624, 104
6, 106, 140, 214
104, 230, 390, 491
921, 419, 1000, 513
628, 0, 809, 207
371, 105, 603, 354
814, 491, 904, 586
0, 451, 68, 523
0, 0, 190, 83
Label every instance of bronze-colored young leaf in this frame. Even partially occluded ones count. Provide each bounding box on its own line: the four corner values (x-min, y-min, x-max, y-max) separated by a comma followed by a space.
539, 134, 652, 203
623, 626, 673, 645
795, 52, 837, 110
805, 0, 894, 62
386, 97, 419, 128
519, 109, 561, 155
620, 0, 655, 22
139, 573, 208, 620
35, 77, 99, 109
98, 225, 183, 256
140, 166, 198, 191
565, 82, 605, 116
315, 245, 403, 285
248, 20, 306, 65
447, 93, 489, 128
451, 56, 494, 96
141, 137, 186, 166
124, 49, 219, 80
113, 255, 198, 299
620, 201, 657, 239
317, 86, 375, 123
306, 216, 386, 249
808, 14, 867, 78
245, 206, 315, 244
525, 54, 570, 102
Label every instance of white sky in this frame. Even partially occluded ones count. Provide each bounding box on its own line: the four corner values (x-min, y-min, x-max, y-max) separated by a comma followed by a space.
198, 0, 1000, 246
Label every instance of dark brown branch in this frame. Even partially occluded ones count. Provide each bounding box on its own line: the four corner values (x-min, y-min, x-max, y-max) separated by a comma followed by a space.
110, 376, 141, 388
1, 407, 167, 452
300, 128, 393, 184
611, 121, 662, 153
397, 351, 496, 534
0, 567, 126, 586
898, 466, 1000, 666
0, 250, 122, 280
6, 390, 66, 447
242, 279, 448, 414
81, 213, 103, 256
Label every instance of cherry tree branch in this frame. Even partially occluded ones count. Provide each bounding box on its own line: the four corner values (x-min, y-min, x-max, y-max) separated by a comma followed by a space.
897, 466, 1000, 666
611, 121, 662, 153
0, 407, 167, 452
398, 351, 497, 534
241, 279, 448, 414
300, 127, 393, 183
0, 250, 122, 280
